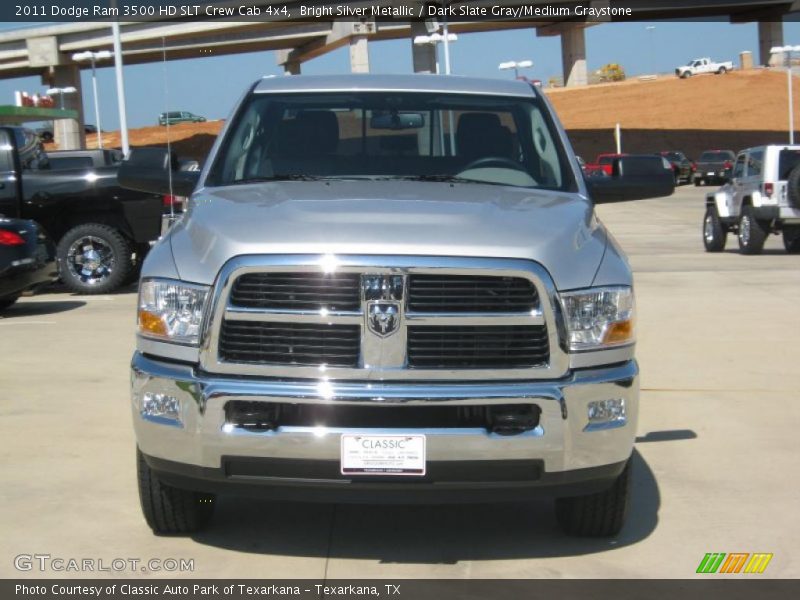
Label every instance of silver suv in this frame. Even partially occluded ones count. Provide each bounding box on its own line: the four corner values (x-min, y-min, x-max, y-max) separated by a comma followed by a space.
704, 145, 800, 253
120, 75, 673, 537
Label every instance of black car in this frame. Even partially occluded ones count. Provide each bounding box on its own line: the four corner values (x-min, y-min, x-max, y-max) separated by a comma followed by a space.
0, 217, 58, 310
693, 149, 736, 186
659, 151, 695, 185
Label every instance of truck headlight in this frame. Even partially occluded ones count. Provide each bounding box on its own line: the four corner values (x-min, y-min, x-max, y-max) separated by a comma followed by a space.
138, 278, 209, 345
559, 286, 635, 351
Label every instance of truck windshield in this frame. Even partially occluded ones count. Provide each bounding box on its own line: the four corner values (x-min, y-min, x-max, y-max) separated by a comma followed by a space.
207, 92, 572, 190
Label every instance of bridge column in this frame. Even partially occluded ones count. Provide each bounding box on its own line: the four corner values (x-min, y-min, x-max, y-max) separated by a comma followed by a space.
561, 24, 588, 87
349, 35, 370, 73
42, 64, 85, 150
758, 21, 784, 67
411, 21, 437, 74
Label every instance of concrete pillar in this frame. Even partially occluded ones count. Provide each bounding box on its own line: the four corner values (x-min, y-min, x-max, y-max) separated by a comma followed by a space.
42, 64, 85, 150
561, 25, 588, 87
349, 35, 370, 73
759, 21, 784, 67
411, 21, 437, 74
284, 60, 301, 75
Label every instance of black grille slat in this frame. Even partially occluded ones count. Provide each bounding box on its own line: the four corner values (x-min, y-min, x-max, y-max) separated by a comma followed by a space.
220, 321, 360, 367
407, 326, 549, 369
408, 275, 538, 313
231, 273, 361, 311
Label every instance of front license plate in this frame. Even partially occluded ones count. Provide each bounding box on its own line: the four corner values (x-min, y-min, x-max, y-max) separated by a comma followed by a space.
340, 434, 426, 476
708, 171, 715, 176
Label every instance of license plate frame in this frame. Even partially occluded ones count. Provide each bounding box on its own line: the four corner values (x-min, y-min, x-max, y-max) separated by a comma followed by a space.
340, 434, 426, 477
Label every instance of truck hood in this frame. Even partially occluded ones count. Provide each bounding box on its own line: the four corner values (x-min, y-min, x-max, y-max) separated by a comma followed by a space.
168, 180, 607, 290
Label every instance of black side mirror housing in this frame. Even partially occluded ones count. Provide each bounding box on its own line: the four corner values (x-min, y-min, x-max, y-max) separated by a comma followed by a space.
588, 155, 675, 204
118, 147, 200, 197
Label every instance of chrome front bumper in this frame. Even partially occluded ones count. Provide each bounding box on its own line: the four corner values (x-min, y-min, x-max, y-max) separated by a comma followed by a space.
132, 353, 638, 481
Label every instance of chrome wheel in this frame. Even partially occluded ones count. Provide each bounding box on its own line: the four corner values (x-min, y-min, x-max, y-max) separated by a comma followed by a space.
66, 235, 116, 286
739, 215, 751, 246
704, 215, 715, 244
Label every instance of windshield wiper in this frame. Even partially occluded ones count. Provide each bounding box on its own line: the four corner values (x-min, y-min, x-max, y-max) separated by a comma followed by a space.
232, 174, 325, 184
374, 174, 509, 186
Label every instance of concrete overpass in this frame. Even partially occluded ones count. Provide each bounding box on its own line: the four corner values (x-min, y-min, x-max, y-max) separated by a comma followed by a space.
0, 0, 797, 148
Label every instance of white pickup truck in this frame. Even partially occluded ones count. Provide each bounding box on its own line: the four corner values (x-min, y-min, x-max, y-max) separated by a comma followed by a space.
675, 58, 733, 78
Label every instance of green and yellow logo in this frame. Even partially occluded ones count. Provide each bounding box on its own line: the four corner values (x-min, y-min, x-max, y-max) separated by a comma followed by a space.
696, 553, 773, 574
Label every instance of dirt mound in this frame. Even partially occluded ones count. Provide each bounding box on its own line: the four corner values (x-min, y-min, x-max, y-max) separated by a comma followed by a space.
56, 69, 797, 163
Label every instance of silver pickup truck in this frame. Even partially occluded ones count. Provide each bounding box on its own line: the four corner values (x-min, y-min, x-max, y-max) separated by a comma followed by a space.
119, 75, 673, 537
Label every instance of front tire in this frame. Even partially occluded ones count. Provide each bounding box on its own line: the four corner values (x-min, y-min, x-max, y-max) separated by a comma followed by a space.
703, 206, 727, 252
137, 449, 215, 535
717, 67, 727, 74
57, 223, 133, 294
737, 205, 768, 255
783, 226, 800, 253
556, 459, 631, 537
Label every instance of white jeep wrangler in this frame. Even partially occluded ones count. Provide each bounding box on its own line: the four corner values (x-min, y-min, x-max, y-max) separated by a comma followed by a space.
704, 145, 800, 254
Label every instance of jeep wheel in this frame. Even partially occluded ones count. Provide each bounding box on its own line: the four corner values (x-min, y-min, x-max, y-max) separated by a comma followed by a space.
57, 224, 133, 294
137, 448, 215, 535
703, 206, 727, 252
555, 458, 631, 537
783, 226, 800, 253
737, 205, 768, 255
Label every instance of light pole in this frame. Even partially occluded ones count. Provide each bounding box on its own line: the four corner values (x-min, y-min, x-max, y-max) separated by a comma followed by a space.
646, 26, 656, 76
498, 60, 533, 80
46, 86, 77, 109
72, 50, 112, 148
771, 45, 800, 144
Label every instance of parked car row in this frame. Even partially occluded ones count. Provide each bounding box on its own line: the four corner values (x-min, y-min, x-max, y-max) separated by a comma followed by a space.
582, 151, 695, 185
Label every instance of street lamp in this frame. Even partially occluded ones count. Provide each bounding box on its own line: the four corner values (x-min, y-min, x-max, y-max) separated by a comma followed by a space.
771, 45, 800, 144
72, 50, 112, 148
498, 60, 534, 80
646, 26, 656, 76
46, 86, 77, 109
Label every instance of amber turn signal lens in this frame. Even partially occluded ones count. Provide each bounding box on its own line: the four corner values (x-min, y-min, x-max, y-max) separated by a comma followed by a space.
138, 310, 167, 337
604, 320, 634, 344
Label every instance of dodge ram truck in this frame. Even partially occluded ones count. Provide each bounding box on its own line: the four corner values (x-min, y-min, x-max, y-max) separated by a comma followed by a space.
0, 127, 163, 293
119, 75, 673, 537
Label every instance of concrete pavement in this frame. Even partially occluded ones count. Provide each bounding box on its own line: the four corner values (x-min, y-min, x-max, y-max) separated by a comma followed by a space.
1, 186, 797, 579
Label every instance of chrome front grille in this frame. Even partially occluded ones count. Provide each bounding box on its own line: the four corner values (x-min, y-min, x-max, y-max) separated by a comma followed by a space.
407, 325, 549, 369
219, 321, 360, 367
202, 256, 567, 381
407, 274, 539, 313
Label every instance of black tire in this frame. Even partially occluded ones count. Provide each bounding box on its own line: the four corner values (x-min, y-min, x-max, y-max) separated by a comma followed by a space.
137, 448, 215, 535
694, 179, 701, 187
717, 67, 727, 75
703, 206, 727, 252
556, 458, 631, 537
0, 295, 19, 311
783, 226, 800, 253
56, 223, 133, 294
787, 164, 800, 209
737, 205, 768, 255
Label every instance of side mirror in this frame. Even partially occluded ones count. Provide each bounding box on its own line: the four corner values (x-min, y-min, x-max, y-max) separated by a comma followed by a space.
118, 147, 200, 197
588, 155, 675, 204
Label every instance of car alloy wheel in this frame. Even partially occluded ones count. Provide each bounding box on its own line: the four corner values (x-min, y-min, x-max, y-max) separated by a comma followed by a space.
66, 235, 116, 286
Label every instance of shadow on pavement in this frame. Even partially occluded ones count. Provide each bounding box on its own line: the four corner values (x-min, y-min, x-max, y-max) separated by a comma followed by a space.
0, 299, 85, 318
192, 450, 659, 562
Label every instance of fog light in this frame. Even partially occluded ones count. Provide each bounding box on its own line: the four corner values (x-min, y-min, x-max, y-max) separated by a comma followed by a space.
140, 392, 182, 427
585, 398, 626, 431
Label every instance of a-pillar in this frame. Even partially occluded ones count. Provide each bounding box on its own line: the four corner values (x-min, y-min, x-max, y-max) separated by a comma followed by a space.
411, 21, 437, 74
758, 21, 784, 67
561, 24, 588, 87
349, 35, 370, 73
42, 64, 85, 150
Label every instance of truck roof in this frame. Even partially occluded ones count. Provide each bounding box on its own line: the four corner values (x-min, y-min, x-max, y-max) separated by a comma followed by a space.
253, 74, 538, 98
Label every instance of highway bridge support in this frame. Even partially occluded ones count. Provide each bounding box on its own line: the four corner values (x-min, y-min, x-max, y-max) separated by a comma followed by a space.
411, 21, 437, 74
538, 23, 588, 87
758, 21, 784, 66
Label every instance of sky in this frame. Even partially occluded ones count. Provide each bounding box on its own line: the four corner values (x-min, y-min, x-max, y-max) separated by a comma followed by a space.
1, 19, 799, 130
